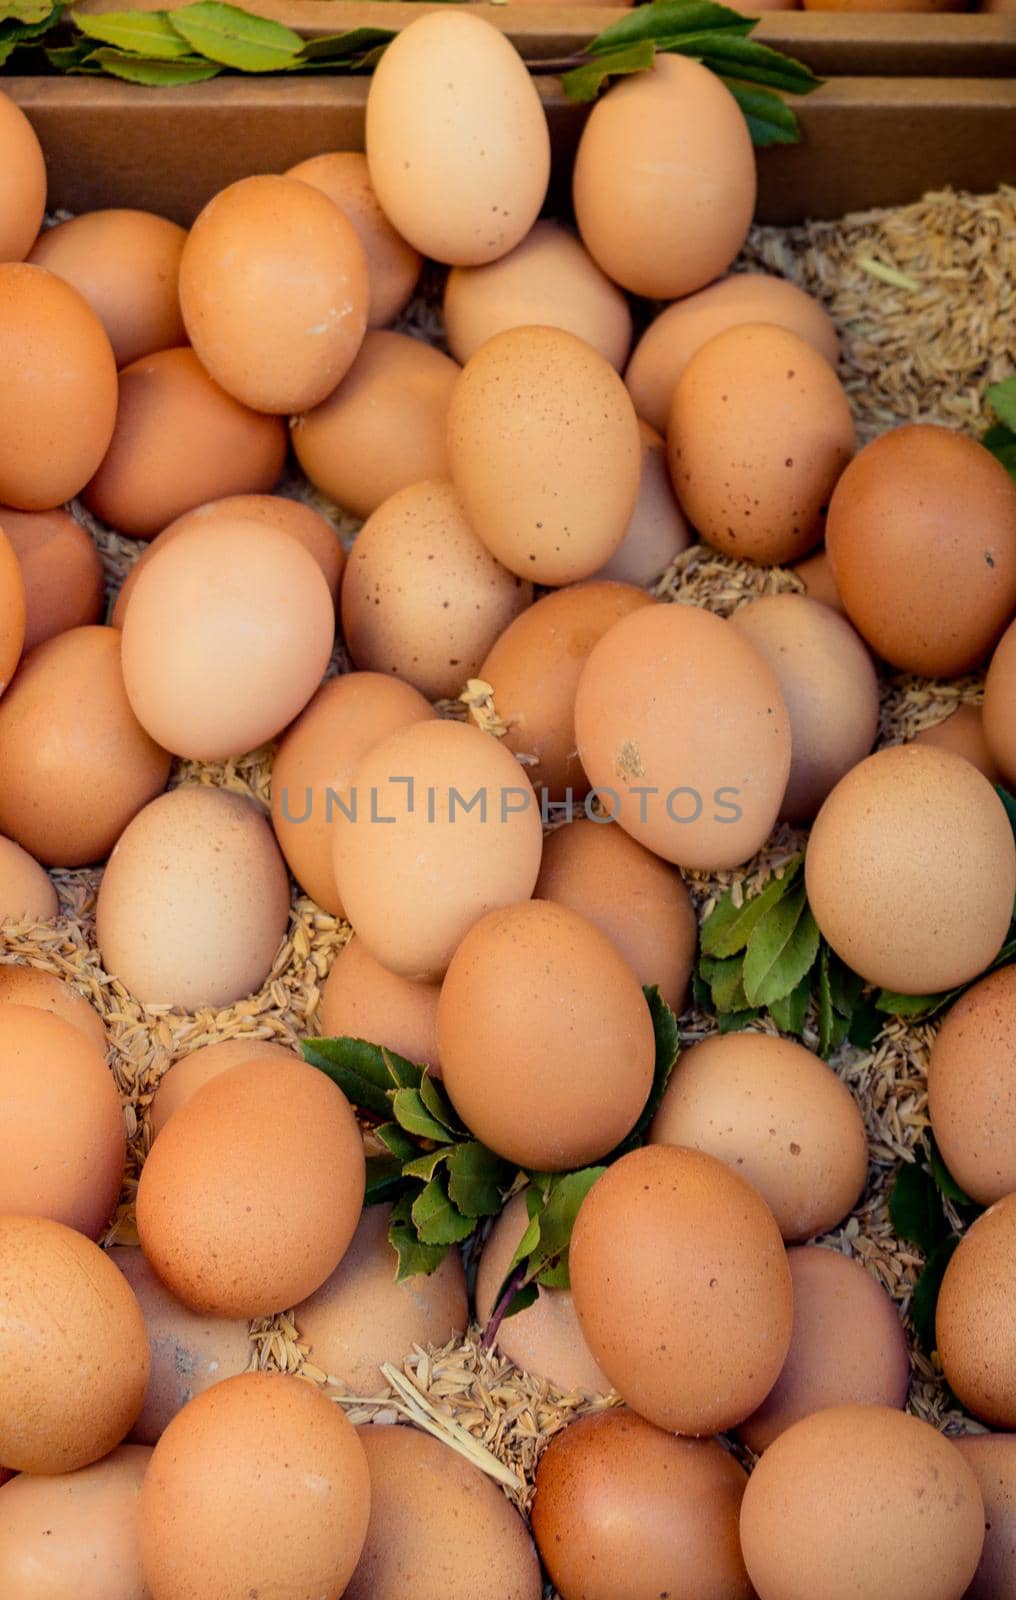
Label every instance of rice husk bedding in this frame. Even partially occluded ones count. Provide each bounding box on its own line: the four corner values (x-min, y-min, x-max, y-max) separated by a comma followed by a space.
3, 185, 1011, 1565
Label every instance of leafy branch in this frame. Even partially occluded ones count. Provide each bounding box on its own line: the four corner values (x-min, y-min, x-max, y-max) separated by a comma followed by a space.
889, 1138, 982, 1353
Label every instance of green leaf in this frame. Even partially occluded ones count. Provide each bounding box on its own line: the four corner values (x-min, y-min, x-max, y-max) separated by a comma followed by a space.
995, 785, 1016, 845
411, 1174, 475, 1246
696, 34, 821, 93
769, 970, 811, 1036
561, 39, 656, 104
297, 26, 392, 60
875, 988, 950, 1019
909, 1234, 960, 1354
0, 2, 60, 42
716, 1006, 761, 1032
168, 0, 302, 70
723, 82, 801, 146
816, 942, 834, 1058
983, 423, 1016, 483
691, 964, 713, 1013
847, 995, 884, 1050
446, 1141, 508, 1218
71, 8, 193, 57
364, 1152, 405, 1205
375, 1121, 417, 1161
500, 1282, 539, 1322
699, 856, 802, 958
388, 1193, 450, 1281
743, 885, 820, 1008
301, 1037, 393, 1118
828, 954, 865, 1019
928, 1136, 975, 1208
986, 376, 1016, 433
700, 953, 751, 1012
46, 39, 96, 67
616, 986, 680, 1148
890, 1160, 949, 1255
391, 1087, 454, 1143
418, 1070, 460, 1133
586, 0, 754, 52
401, 1147, 451, 1182
84, 46, 220, 81
525, 1167, 605, 1285
380, 1047, 423, 1091
0, 0, 58, 23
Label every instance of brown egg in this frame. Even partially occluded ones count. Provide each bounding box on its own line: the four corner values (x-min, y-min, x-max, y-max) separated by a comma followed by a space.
272, 672, 435, 916
448, 326, 641, 585
952, 1434, 1016, 1600
626, 273, 839, 434
29, 208, 186, 366
109, 1247, 251, 1445
669, 323, 855, 565
0, 964, 106, 1053
0, 1002, 124, 1237
149, 1039, 298, 1139
928, 965, 1016, 1206
0, 1215, 149, 1473
179, 175, 369, 414
740, 1406, 985, 1600
82, 347, 286, 541
913, 704, 1002, 785
0, 1444, 152, 1600
574, 603, 792, 869
826, 425, 1016, 674
444, 220, 632, 371
736, 1246, 910, 1453
0, 90, 45, 262
320, 935, 441, 1072
365, 11, 550, 267
0, 264, 118, 511
140, 1373, 370, 1600
112, 493, 345, 629
729, 594, 879, 821
650, 1033, 867, 1241
474, 1190, 609, 1394
806, 0, 963, 9
292, 330, 460, 519
573, 55, 755, 300
137, 1058, 364, 1317
532, 1409, 752, 1600
479, 580, 655, 802
0, 835, 57, 922
0, 526, 25, 693
345, 1424, 540, 1600
0, 626, 171, 866
342, 479, 532, 698
439, 900, 655, 1169
570, 1145, 793, 1435
805, 744, 1016, 993
937, 1193, 1016, 1427
1, 506, 103, 652
534, 817, 697, 1012
790, 545, 846, 613
984, 617, 1016, 787
96, 786, 290, 1011
293, 1204, 467, 1394
333, 718, 543, 981
121, 520, 333, 761
592, 421, 692, 586
285, 151, 421, 327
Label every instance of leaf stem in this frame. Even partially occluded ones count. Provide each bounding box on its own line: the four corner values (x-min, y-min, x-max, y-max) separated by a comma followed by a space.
481, 1262, 528, 1351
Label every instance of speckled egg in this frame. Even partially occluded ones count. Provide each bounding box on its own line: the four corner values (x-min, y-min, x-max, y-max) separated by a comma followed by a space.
0, 90, 45, 262
984, 617, 1016, 787
320, 935, 441, 1073
0, 526, 25, 693
592, 421, 692, 586
0, 835, 56, 922
1, 506, 103, 652
928, 964, 1016, 1206
913, 703, 1002, 785
937, 1193, 1016, 1427
952, 1434, 1016, 1600
149, 1039, 298, 1139
0, 964, 106, 1053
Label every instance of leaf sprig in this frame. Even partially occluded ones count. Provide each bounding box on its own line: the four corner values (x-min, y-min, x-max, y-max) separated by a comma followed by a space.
983, 374, 1016, 483
888, 1139, 982, 1353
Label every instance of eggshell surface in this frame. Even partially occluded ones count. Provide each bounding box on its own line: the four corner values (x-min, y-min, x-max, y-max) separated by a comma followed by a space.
149, 1038, 298, 1138
0, 526, 25, 692
936, 1193, 1016, 1427
592, 421, 693, 586
984, 617, 1016, 787
0, 90, 46, 263
320, 935, 441, 1073
0, 963, 106, 1053
0, 835, 57, 922
913, 703, 1002, 784
790, 545, 845, 613
952, 1434, 1016, 1600
928, 964, 1016, 1206
1, 506, 103, 651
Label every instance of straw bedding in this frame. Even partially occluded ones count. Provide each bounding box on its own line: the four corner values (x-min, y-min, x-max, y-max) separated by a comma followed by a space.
4, 185, 1012, 1549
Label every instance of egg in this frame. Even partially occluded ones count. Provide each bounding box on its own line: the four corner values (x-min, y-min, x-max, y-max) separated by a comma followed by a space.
439, 900, 655, 1168
805, 744, 1016, 993
736, 1246, 909, 1453
790, 545, 846, 613
341, 479, 532, 699
333, 718, 543, 981
29, 208, 186, 366
937, 1192, 1016, 1427
928, 964, 1016, 1206
573, 54, 755, 300
669, 323, 856, 565
913, 703, 1002, 784
570, 1145, 793, 1434
474, 1190, 608, 1394
0, 1444, 152, 1600
96, 786, 290, 1011
292, 330, 460, 519
320, 936, 441, 1072
82, 347, 286, 541
1, 506, 103, 652
444, 220, 632, 371
532, 1409, 752, 1600
447, 326, 642, 585
739, 1406, 985, 1600
109, 1247, 251, 1444
121, 520, 333, 761
729, 594, 879, 821
0, 90, 45, 262
179, 175, 369, 414
650, 1033, 867, 1241
365, 11, 549, 267
139, 1373, 370, 1600
0, 964, 106, 1053
0, 526, 25, 692
984, 617, 1016, 787
111, 493, 345, 629
149, 1039, 298, 1139
0, 835, 57, 922
592, 421, 693, 586
952, 1434, 1016, 1600
826, 425, 1016, 674
574, 603, 792, 869
0, 1215, 149, 1473
478, 580, 655, 801
0, 264, 118, 510
285, 151, 421, 327
0, 626, 171, 865
626, 273, 839, 434
806, 0, 963, 9
293, 1204, 467, 1394
0, 1002, 124, 1237
533, 817, 697, 1013
345, 1424, 540, 1600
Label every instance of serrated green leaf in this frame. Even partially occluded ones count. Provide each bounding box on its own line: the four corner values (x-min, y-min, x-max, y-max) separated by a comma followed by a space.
301, 1037, 393, 1118
828, 953, 865, 1019
0, 2, 60, 43
500, 1281, 539, 1322
71, 8, 193, 57
983, 423, 1016, 483
986, 376, 1016, 433
503, 1203, 543, 1288
446, 1141, 508, 1218
875, 987, 950, 1019
418, 1070, 460, 1133
388, 1194, 450, 1281
401, 1147, 451, 1182
46, 39, 95, 66
847, 995, 884, 1050
0, 0, 57, 23
909, 1234, 960, 1354
617, 986, 680, 1147
722, 81, 802, 146
697, 34, 821, 92
411, 1174, 475, 1246
769, 970, 811, 1036
928, 1136, 976, 1208
702, 953, 753, 1012
380, 1047, 423, 1090
297, 25, 391, 61
586, 0, 753, 52
0, 36, 12, 58
391, 1087, 454, 1143
561, 39, 656, 103
375, 1121, 417, 1161
364, 1152, 405, 1205
890, 1160, 949, 1255
528, 1168, 604, 1277
743, 886, 820, 1008
716, 1007, 761, 1032
168, 0, 302, 70
691, 964, 713, 1013
816, 942, 834, 1057
700, 856, 803, 958
536, 1257, 570, 1289
84, 45, 220, 81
